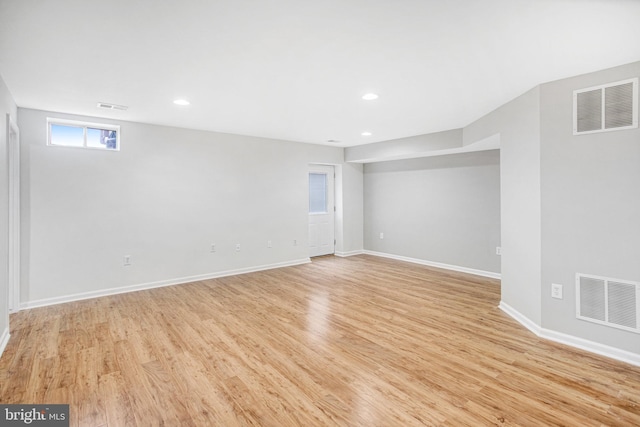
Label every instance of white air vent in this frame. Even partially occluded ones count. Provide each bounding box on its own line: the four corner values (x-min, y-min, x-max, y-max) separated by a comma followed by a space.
97, 102, 128, 111
573, 78, 638, 135
576, 273, 639, 333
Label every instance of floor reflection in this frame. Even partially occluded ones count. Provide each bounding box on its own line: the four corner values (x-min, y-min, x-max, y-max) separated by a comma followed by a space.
306, 291, 330, 344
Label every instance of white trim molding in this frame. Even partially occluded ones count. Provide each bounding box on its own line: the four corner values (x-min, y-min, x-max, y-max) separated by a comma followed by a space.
363, 250, 501, 280
499, 301, 640, 368
6, 113, 20, 313
334, 250, 365, 258
20, 258, 311, 310
0, 327, 10, 359
498, 301, 541, 335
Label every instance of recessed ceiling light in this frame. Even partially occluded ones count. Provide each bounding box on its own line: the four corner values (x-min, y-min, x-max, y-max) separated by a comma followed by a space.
361, 131, 372, 136
173, 99, 190, 106
327, 139, 341, 143
362, 93, 379, 100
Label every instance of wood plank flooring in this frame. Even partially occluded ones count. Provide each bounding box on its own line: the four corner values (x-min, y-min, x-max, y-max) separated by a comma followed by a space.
1, 255, 639, 426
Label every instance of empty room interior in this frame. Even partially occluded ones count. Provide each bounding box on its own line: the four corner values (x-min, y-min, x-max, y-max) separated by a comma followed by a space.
1, 0, 639, 426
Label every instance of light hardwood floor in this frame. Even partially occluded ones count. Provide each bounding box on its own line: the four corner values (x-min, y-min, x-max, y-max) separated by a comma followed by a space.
1, 255, 639, 426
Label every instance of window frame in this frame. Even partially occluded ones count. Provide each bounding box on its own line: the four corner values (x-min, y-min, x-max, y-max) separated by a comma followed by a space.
47, 117, 121, 151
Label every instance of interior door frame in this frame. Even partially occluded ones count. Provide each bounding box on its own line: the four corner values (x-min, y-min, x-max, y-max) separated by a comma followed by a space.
308, 163, 336, 257
7, 113, 20, 312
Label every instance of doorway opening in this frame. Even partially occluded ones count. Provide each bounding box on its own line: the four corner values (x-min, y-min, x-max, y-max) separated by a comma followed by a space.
308, 165, 335, 257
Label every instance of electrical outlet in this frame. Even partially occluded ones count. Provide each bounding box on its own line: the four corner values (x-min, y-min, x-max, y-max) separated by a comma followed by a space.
123, 255, 131, 266
496, 246, 502, 256
210, 244, 216, 253
235, 243, 241, 252
268, 240, 272, 248
551, 283, 563, 299
380, 232, 384, 239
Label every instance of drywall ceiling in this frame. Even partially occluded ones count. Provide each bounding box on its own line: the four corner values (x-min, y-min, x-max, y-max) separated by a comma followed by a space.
1, 0, 639, 146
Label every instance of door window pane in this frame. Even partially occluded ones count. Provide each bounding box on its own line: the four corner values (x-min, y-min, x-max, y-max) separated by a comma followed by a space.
309, 173, 327, 213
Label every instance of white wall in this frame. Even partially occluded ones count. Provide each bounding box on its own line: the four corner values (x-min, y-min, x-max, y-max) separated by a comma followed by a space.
464, 86, 542, 325
540, 61, 640, 354
335, 162, 364, 256
363, 151, 501, 274
19, 108, 362, 306
345, 129, 462, 163
463, 61, 640, 359
0, 73, 18, 356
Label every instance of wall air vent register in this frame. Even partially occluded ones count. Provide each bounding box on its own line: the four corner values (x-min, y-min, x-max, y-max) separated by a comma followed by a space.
576, 273, 639, 333
573, 78, 638, 135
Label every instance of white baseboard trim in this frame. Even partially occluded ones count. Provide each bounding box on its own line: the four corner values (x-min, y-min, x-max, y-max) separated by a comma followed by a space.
539, 328, 640, 368
0, 327, 10, 359
499, 301, 640, 368
20, 258, 311, 311
498, 301, 541, 335
363, 250, 501, 280
334, 250, 365, 258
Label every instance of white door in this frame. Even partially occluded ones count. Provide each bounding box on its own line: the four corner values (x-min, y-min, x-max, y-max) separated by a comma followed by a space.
308, 165, 335, 257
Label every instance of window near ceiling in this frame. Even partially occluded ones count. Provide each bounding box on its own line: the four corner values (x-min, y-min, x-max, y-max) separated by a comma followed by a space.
47, 118, 120, 151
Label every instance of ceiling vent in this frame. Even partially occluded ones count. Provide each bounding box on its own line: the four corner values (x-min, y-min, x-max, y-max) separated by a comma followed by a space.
576, 273, 639, 333
97, 102, 128, 111
573, 78, 638, 135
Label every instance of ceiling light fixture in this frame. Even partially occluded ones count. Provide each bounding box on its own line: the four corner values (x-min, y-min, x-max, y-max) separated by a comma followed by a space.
362, 93, 379, 100
173, 99, 190, 106
361, 131, 372, 136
